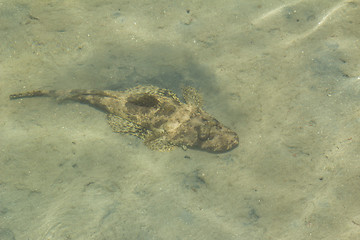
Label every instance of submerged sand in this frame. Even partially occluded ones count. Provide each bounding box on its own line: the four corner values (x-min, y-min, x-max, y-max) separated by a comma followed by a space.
1, 0, 360, 239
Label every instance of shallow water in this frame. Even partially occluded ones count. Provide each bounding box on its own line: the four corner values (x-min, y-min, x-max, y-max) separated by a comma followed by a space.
1, 0, 360, 239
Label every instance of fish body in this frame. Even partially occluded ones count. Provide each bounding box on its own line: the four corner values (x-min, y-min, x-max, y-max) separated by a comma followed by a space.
10, 85, 239, 152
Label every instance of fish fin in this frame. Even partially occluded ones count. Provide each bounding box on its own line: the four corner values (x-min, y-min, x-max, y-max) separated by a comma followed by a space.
107, 114, 149, 139
182, 86, 203, 108
108, 113, 176, 151
128, 85, 181, 104
144, 136, 176, 152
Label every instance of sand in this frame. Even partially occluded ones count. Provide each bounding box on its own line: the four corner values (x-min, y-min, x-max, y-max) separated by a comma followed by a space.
1, 0, 360, 239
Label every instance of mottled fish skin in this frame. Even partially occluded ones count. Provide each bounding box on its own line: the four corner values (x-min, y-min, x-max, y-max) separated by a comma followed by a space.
10, 86, 239, 153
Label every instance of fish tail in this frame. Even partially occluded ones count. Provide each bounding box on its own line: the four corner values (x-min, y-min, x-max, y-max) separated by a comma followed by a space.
9, 90, 59, 100
9, 89, 115, 100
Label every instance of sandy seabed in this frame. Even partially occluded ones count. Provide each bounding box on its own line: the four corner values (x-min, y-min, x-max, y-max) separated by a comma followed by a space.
1, 0, 360, 239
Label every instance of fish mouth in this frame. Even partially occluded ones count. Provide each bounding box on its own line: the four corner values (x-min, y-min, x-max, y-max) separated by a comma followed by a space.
227, 133, 239, 150
200, 131, 239, 153
219, 132, 239, 152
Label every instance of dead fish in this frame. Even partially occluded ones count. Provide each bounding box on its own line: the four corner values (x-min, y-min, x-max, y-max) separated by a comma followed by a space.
10, 85, 239, 152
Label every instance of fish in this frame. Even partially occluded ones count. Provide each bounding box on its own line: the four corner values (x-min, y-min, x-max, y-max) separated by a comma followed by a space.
9, 85, 239, 152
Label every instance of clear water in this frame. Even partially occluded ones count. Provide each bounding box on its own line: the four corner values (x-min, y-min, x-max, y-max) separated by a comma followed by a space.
1, 0, 360, 239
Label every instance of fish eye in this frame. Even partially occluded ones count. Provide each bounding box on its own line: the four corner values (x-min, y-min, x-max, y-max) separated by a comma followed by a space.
201, 117, 208, 122
196, 125, 211, 140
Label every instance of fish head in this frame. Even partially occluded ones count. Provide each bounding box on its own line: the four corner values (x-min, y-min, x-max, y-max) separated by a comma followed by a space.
193, 112, 239, 153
